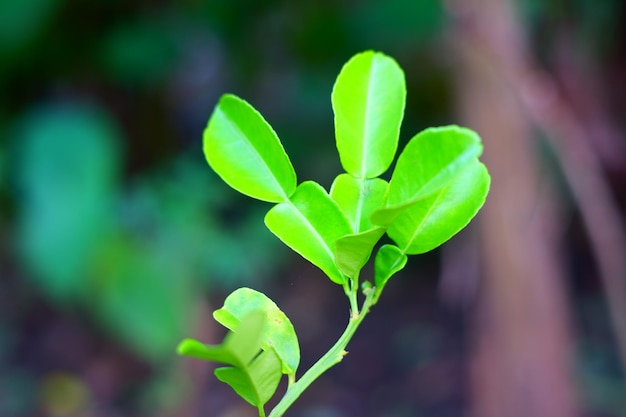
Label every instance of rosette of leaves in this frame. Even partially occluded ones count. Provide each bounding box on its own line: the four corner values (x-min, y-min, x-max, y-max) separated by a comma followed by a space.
178, 50, 490, 417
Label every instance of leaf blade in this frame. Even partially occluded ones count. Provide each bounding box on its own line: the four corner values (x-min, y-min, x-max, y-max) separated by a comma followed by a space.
214, 348, 282, 408
203, 94, 296, 202
177, 338, 237, 365
332, 51, 406, 178
177, 312, 283, 408
265, 181, 352, 285
177, 310, 266, 367
388, 161, 490, 254
334, 227, 385, 278
374, 244, 408, 290
213, 288, 300, 375
330, 174, 388, 233
371, 126, 483, 226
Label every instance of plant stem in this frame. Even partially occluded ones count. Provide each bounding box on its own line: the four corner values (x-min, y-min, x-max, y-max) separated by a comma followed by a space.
268, 293, 374, 417
348, 278, 359, 316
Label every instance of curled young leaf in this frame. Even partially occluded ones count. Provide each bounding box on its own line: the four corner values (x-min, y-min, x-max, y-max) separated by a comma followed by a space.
374, 244, 408, 290
214, 348, 282, 408
177, 311, 283, 408
334, 227, 385, 279
213, 287, 300, 375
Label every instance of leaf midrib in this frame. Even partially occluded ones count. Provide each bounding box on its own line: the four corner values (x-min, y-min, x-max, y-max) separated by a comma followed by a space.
400, 187, 447, 253
288, 199, 335, 263
222, 107, 289, 201
390, 150, 479, 208
359, 57, 377, 179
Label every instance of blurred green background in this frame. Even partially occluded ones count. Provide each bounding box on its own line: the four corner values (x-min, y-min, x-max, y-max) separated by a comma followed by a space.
1, 0, 625, 416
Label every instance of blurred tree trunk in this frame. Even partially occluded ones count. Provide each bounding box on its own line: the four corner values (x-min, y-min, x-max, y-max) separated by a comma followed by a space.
447, 1, 578, 416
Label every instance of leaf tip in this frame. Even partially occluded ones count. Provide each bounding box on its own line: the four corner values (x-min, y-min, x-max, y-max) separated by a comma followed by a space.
177, 338, 200, 356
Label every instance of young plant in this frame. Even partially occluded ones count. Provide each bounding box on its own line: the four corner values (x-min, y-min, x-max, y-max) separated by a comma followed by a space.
177, 50, 490, 417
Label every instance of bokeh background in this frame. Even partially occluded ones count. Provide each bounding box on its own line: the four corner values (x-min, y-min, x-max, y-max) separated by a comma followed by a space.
1, 0, 626, 416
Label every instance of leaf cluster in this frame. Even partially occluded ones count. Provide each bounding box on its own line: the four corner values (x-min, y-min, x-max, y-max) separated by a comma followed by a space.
178, 51, 490, 416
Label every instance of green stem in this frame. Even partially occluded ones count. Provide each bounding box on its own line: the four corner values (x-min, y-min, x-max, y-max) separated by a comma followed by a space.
267, 294, 374, 417
348, 278, 359, 315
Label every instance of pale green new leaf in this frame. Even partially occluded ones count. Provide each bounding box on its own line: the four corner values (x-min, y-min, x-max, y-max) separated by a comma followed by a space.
330, 174, 388, 232
203, 94, 296, 203
265, 181, 352, 285
374, 244, 407, 290
388, 161, 490, 255
215, 348, 282, 408
334, 227, 385, 278
177, 311, 283, 408
332, 50, 406, 179
213, 287, 300, 375
177, 310, 264, 366
371, 126, 483, 226
177, 338, 238, 365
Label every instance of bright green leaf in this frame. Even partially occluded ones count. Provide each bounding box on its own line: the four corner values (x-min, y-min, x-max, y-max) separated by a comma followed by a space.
178, 311, 265, 367
177, 338, 236, 365
215, 348, 282, 408
374, 244, 407, 289
203, 94, 296, 203
371, 126, 483, 225
330, 174, 388, 233
265, 181, 352, 285
214, 367, 258, 406
369, 203, 410, 228
217, 312, 282, 407
388, 161, 490, 255
177, 312, 283, 408
246, 348, 283, 403
334, 227, 385, 278
332, 50, 406, 179
213, 288, 300, 375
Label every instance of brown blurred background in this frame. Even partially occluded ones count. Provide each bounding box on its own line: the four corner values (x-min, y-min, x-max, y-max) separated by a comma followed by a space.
1, 0, 626, 416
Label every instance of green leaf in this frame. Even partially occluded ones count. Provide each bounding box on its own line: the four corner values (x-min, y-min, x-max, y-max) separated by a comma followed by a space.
177, 338, 236, 364
265, 181, 352, 285
329, 172, 388, 280
387, 161, 490, 255
332, 50, 406, 178
330, 174, 388, 232
334, 227, 385, 278
213, 288, 300, 375
177, 311, 265, 366
374, 244, 407, 289
203, 94, 296, 203
177, 311, 282, 408
371, 126, 483, 225
215, 348, 282, 408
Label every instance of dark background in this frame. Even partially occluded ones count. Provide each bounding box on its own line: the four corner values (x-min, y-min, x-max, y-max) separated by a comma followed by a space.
1, 0, 626, 416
